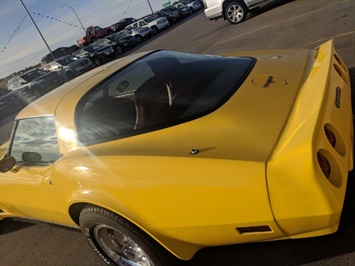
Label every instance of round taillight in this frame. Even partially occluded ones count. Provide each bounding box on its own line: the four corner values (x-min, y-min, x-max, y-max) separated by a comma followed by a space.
317, 152, 331, 178
324, 126, 336, 147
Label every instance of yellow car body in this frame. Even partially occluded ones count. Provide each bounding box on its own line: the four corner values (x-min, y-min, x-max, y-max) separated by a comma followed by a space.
0, 40, 353, 263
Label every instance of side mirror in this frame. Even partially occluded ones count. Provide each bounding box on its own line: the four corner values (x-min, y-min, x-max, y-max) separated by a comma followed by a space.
0, 156, 16, 173
22, 152, 42, 164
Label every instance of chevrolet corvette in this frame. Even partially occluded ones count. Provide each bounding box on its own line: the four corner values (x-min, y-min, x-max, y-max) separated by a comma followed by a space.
0, 40, 353, 266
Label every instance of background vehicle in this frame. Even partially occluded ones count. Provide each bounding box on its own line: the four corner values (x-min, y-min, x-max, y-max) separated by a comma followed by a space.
73, 44, 116, 66
0, 89, 24, 120
41, 55, 94, 81
156, 6, 182, 24
77, 26, 114, 46
101, 31, 136, 54
126, 15, 170, 35
7, 69, 65, 102
174, 3, 193, 17
110, 17, 137, 32
40, 45, 80, 65
127, 27, 152, 43
182, 0, 202, 13
203, 0, 269, 24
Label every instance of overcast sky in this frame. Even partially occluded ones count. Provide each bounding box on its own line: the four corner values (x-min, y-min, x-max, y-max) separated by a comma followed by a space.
0, 0, 171, 79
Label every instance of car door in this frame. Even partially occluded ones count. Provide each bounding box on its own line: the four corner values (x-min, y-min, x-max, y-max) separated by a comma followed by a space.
0, 116, 64, 223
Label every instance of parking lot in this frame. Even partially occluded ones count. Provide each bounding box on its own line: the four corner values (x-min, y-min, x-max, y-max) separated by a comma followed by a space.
0, 0, 354, 265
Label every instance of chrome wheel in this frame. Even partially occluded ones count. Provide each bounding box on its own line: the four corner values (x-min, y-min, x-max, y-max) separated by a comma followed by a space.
225, 1, 247, 24
227, 5, 243, 22
94, 224, 154, 266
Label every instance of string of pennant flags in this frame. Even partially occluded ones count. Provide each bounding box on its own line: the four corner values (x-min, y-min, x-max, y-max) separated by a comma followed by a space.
0, 15, 27, 54
1, 11, 83, 54
121, 0, 134, 20
1, 1, 134, 55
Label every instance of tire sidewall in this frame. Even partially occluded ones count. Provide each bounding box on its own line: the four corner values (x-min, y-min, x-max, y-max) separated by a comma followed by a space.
79, 208, 166, 266
93, 57, 101, 66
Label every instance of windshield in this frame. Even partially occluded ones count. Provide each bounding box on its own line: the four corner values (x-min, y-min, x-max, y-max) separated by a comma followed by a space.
21, 69, 49, 81
110, 31, 129, 40
76, 50, 254, 145
56, 56, 79, 66
84, 45, 103, 53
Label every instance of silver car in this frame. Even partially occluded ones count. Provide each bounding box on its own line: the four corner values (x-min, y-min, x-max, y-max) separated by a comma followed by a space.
42, 55, 94, 80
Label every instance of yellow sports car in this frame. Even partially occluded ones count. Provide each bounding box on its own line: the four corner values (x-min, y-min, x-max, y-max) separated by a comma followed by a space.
0, 40, 353, 266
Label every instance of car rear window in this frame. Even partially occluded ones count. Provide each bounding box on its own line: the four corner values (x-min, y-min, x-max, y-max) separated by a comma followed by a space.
75, 50, 254, 145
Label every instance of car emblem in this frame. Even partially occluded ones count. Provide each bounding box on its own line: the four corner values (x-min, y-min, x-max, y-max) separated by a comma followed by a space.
335, 87, 341, 108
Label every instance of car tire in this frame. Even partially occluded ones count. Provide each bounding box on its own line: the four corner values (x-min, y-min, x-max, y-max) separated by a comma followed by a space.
135, 35, 142, 43
115, 45, 123, 54
66, 71, 75, 80
151, 26, 158, 35
33, 88, 42, 98
225, 1, 248, 24
79, 205, 180, 266
92, 57, 101, 66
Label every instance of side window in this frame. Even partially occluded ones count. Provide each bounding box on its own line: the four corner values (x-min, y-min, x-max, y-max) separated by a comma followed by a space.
10, 116, 61, 165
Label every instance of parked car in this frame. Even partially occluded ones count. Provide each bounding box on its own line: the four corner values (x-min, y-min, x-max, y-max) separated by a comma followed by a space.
105, 31, 137, 54
110, 17, 137, 32
41, 55, 94, 81
0, 89, 25, 120
126, 27, 152, 43
203, 0, 269, 24
126, 15, 170, 35
181, 0, 202, 12
41, 45, 80, 65
77, 26, 114, 47
73, 44, 116, 66
0, 40, 353, 266
7, 69, 65, 102
157, 6, 182, 24
174, 3, 193, 17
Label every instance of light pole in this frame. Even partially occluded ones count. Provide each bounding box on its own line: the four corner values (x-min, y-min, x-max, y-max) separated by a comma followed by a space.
146, 0, 154, 14
61, 5, 86, 34
19, 0, 55, 60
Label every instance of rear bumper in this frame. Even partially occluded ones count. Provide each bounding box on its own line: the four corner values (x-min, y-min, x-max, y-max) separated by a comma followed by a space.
267, 40, 353, 237
204, 6, 223, 20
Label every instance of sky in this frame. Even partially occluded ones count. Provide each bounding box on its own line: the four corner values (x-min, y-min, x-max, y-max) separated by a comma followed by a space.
0, 0, 171, 79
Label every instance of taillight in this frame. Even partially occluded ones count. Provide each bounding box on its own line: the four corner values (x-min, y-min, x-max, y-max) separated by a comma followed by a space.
324, 126, 336, 147
317, 152, 331, 178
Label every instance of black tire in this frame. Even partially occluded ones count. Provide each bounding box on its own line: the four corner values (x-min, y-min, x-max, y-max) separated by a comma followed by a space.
135, 35, 142, 43
92, 57, 101, 66
66, 71, 75, 80
115, 45, 123, 55
225, 1, 248, 24
33, 88, 41, 98
79, 205, 179, 266
151, 26, 158, 35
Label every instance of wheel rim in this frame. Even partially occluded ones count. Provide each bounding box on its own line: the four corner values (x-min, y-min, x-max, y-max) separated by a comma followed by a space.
227, 5, 244, 23
116, 46, 123, 54
94, 225, 154, 266
93, 58, 101, 66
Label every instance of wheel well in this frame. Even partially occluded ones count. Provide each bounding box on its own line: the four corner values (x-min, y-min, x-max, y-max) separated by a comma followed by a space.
69, 203, 88, 225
